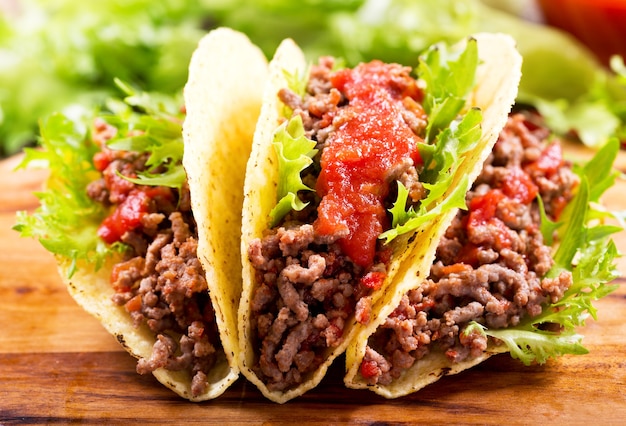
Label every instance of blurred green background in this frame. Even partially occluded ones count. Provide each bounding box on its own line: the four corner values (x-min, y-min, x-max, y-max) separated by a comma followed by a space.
2, 0, 625, 158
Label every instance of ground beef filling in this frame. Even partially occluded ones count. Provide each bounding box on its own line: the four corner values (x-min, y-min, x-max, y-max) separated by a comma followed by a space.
360, 113, 579, 386
87, 119, 222, 397
248, 58, 428, 392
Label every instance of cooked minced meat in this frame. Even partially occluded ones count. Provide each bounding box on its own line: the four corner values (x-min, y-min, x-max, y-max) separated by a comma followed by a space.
248, 57, 429, 392
360, 113, 579, 385
87, 118, 221, 397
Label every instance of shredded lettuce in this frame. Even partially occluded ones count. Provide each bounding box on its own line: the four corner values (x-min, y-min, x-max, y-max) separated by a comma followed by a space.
269, 115, 318, 226
13, 82, 185, 277
419, 38, 479, 143
380, 40, 482, 243
464, 139, 621, 365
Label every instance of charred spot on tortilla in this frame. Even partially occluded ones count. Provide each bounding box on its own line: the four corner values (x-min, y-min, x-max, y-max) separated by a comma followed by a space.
439, 367, 451, 377
115, 334, 127, 348
17, 28, 271, 402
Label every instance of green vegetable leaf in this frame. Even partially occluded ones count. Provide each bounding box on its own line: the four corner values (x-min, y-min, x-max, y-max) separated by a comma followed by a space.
13, 112, 110, 276
551, 178, 590, 272
283, 68, 310, 99
537, 195, 561, 246
465, 322, 588, 366
104, 80, 186, 190
381, 39, 481, 243
269, 115, 318, 226
576, 137, 620, 203
419, 38, 478, 144
388, 182, 413, 228
382, 105, 481, 243
381, 174, 468, 243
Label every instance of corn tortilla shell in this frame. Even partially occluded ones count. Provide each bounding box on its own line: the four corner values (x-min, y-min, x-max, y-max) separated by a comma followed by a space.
183, 28, 268, 399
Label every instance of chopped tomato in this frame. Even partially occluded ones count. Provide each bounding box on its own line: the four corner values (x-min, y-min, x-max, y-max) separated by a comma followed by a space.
360, 359, 380, 379
468, 190, 504, 224
524, 142, 563, 179
501, 167, 539, 204
314, 61, 424, 268
98, 189, 151, 244
439, 263, 472, 276
360, 271, 387, 290
125, 294, 143, 312
93, 151, 113, 172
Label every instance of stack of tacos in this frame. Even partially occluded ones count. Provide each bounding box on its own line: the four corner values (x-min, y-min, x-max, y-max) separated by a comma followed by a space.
16, 27, 619, 403
237, 33, 523, 402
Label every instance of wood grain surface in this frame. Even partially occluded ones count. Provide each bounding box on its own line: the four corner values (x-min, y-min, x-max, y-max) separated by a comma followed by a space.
1, 148, 625, 425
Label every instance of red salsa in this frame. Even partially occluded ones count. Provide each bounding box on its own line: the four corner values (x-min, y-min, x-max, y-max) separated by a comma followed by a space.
314, 61, 424, 268
459, 139, 560, 267
98, 189, 150, 244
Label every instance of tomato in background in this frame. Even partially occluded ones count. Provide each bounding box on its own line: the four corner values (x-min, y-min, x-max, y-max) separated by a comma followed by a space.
538, 0, 626, 66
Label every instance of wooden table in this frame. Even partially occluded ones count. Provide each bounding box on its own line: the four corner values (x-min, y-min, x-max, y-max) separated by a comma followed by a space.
1, 147, 625, 425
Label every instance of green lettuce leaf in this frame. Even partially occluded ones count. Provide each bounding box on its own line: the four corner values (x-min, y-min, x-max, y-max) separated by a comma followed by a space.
106, 79, 186, 189
380, 44, 483, 245
269, 115, 318, 226
537, 195, 561, 247
13, 112, 110, 277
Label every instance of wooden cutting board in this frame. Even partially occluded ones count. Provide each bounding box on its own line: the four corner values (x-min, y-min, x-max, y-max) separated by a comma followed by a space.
1, 148, 625, 425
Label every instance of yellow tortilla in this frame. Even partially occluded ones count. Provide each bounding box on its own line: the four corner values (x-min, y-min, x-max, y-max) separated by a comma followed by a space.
60, 28, 268, 401
238, 38, 309, 404
239, 33, 521, 403
343, 33, 523, 398
182, 28, 268, 398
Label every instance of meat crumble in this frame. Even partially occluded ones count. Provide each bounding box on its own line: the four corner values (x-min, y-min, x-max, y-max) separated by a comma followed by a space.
87, 118, 222, 398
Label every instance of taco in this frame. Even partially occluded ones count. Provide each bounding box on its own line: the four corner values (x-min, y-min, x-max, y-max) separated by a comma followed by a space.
14, 28, 268, 401
238, 33, 522, 403
343, 111, 621, 398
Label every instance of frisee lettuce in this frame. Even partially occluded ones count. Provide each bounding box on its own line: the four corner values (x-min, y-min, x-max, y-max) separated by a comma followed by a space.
380, 39, 482, 243
463, 139, 621, 366
13, 112, 109, 278
13, 81, 185, 277
269, 115, 318, 226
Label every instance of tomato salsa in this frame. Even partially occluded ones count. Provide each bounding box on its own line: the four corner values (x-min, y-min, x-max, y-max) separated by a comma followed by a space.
314, 61, 424, 268
458, 137, 565, 267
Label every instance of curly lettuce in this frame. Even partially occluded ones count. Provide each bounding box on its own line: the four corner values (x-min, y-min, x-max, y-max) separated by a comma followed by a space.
269, 115, 318, 226
380, 38, 482, 242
